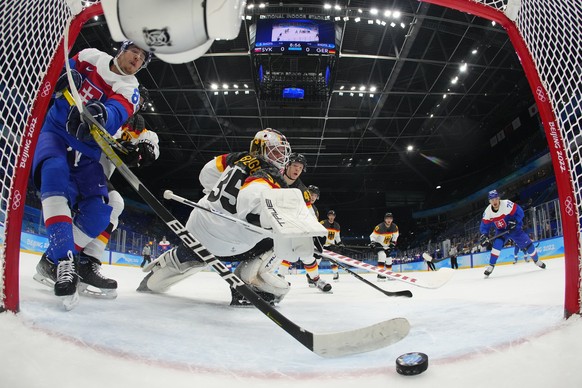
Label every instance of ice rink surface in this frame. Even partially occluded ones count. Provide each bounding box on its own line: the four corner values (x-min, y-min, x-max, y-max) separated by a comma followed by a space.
1, 252, 581, 388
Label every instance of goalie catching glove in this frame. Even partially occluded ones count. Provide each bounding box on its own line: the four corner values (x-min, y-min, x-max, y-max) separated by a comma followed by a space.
66, 99, 108, 142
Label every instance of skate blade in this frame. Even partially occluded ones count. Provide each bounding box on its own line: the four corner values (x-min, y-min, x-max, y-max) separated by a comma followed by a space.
33, 273, 55, 288
60, 292, 79, 311
78, 283, 118, 299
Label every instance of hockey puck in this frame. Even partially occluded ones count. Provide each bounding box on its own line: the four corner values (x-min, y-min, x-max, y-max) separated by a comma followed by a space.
395, 352, 429, 376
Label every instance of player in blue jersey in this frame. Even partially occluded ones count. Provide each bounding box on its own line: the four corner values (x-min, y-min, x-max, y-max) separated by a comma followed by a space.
479, 190, 546, 277
32, 41, 152, 309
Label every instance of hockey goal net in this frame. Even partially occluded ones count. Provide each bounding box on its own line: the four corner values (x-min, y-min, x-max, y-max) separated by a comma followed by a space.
0, 0, 103, 312
0, 0, 581, 316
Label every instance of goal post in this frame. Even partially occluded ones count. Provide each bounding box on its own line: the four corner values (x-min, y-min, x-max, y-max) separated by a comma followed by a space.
422, 0, 581, 317
0, 1, 103, 312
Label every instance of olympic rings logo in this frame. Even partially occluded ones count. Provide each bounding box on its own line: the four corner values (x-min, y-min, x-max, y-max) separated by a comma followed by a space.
563, 196, 574, 217
535, 86, 547, 103
11, 190, 22, 211
40, 81, 52, 98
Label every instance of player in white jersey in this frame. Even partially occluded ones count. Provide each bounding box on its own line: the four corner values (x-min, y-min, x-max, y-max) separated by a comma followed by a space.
137, 129, 320, 306
369, 212, 399, 281
277, 155, 332, 293
320, 210, 344, 280
32, 40, 151, 308
479, 190, 546, 277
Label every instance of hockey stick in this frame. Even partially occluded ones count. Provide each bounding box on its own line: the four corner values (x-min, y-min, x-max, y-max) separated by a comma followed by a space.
85, 112, 410, 357
421, 252, 451, 264
61, 40, 410, 356
482, 229, 511, 245
325, 256, 413, 298
322, 249, 455, 289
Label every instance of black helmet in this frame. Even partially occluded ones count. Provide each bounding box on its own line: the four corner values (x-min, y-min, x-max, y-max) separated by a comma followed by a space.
384, 212, 393, 219
287, 152, 307, 172
328, 210, 336, 216
307, 185, 320, 196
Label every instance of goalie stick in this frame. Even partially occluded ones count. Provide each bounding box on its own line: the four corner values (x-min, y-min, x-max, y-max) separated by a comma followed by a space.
61, 30, 409, 353
164, 191, 412, 298
322, 249, 455, 289
69, 98, 410, 357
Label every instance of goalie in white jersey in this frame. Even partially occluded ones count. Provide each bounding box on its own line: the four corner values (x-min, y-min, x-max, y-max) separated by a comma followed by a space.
137, 129, 325, 305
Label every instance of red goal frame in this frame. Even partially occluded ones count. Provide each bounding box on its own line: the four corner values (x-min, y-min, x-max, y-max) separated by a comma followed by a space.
1, 3, 104, 313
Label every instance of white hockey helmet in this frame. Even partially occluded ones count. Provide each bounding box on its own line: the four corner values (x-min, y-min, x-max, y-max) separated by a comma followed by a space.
101, 0, 245, 64
250, 128, 291, 171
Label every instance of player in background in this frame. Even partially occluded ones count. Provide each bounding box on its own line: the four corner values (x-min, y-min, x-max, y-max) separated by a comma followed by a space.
137, 129, 321, 306
158, 236, 171, 254
480, 190, 546, 277
321, 210, 343, 281
34, 84, 159, 299
277, 155, 332, 292
369, 212, 399, 281
32, 41, 151, 308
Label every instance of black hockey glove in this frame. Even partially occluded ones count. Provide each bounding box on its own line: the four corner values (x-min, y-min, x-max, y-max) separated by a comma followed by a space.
337, 241, 345, 247
54, 69, 82, 97
369, 241, 383, 253
136, 141, 156, 167
507, 219, 517, 230
479, 233, 488, 246
66, 99, 108, 142
388, 241, 396, 250
114, 140, 139, 167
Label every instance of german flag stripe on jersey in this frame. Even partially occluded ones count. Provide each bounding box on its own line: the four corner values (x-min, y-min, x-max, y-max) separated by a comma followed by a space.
241, 175, 282, 190
215, 154, 228, 173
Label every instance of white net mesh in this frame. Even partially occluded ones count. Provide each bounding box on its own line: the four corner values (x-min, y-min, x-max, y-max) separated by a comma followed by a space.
0, 0, 73, 310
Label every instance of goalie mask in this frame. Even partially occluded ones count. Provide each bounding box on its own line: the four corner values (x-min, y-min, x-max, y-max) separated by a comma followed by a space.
250, 128, 291, 171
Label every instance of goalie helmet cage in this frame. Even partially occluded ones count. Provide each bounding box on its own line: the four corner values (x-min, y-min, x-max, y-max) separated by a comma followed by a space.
0, 1, 580, 316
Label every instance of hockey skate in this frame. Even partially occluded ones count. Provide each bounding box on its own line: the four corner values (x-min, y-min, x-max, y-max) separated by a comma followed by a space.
229, 287, 280, 307
534, 260, 546, 269
33, 252, 57, 288
78, 253, 118, 299
484, 264, 495, 278
333, 272, 339, 282
54, 251, 80, 311
377, 274, 387, 282
312, 276, 332, 293
306, 274, 316, 288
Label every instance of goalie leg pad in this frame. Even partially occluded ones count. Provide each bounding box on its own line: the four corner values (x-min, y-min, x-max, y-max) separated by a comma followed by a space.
234, 249, 290, 303
137, 247, 207, 293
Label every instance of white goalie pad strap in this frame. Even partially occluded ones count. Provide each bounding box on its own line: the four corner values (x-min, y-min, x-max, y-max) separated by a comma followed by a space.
260, 188, 328, 238
234, 250, 289, 298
